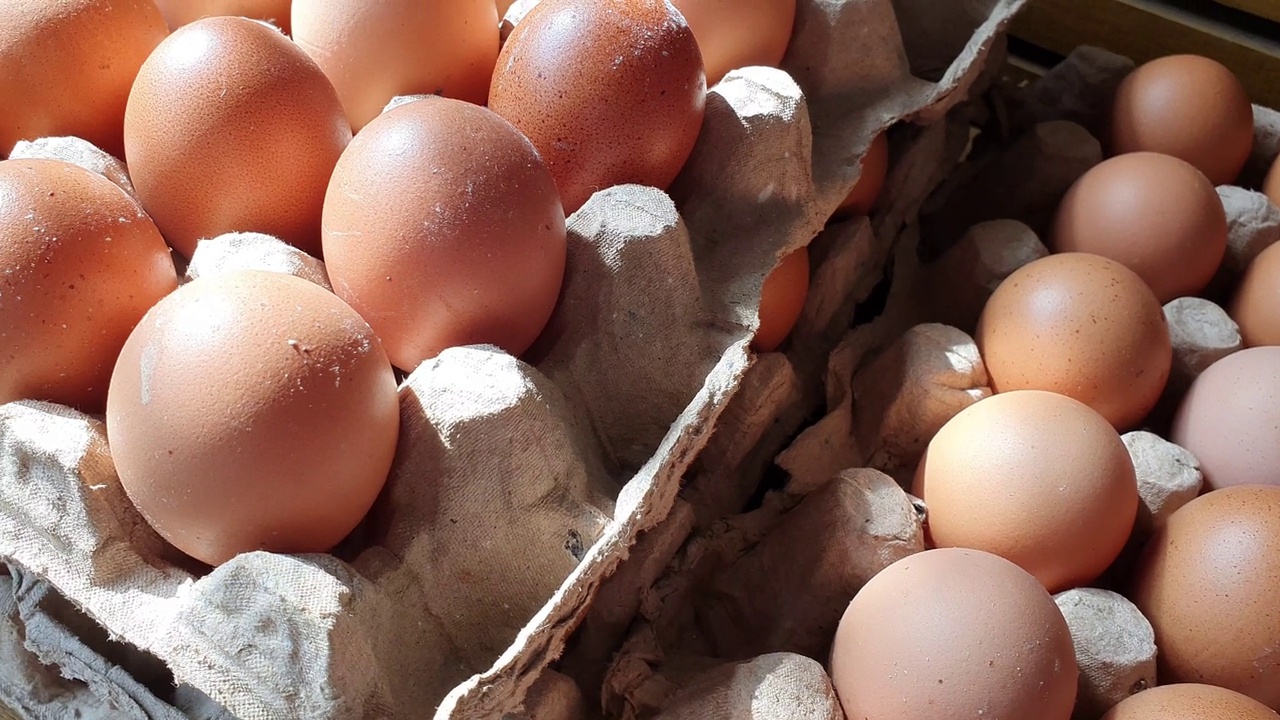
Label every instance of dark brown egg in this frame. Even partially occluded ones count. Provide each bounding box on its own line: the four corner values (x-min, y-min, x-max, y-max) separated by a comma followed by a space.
124, 16, 351, 258
106, 269, 400, 567
488, 0, 706, 214
0, 159, 177, 413
1128, 485, 1280, 710
1110, 54, 1254, 186
0, 0, 169, 158
321, 97, 566, 373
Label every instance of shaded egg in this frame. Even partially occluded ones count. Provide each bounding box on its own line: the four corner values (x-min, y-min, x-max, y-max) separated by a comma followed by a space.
976, 252, 1172, 430
1172, 346, 1280, 490
1110, 54, 1254, 186
0, 0, 169, 158
489, 0, 706, 214
124, 16, 351, 258
105, 269, 400, 567
669, 0, 796, 87
292, 0, 499, 132
0, 159, 177, 413
914, 390, 1138, 592
834, 130, 889, 217
752, 246, 809, 353
153, 0, 293, 34
1103, 684, 1280, 720
321, 97, 566, 372
1263, 153, 1280, 208
830, 548, 1078, 720
1051, 152, 1227, 303
1230, 240, 1280, 347
1128, 485, 1280, 710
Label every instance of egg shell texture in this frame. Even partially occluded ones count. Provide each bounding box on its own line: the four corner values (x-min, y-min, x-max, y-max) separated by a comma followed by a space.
1102, 683, 1280, 719
830, 548, 1078, 720
123, 16, 351, 259
976, 252, 1172, 430
322, 97, 566, 372
1128, 485, 1280, 710
0, 158, 177, 413
105, 269, 400, 567
0, 0, 169, 158
488, 0, 707, 214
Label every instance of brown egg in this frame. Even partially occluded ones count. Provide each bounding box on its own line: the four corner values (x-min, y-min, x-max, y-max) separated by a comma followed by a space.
0, 0, 169, 158
0, 159, 177, 413
835, 130, 889, 217
153, 0, 292, 34
913, 390, 1138, 592
489, 0, 706, 214
1230, 241, 1280, 347
321, 97, 566, 372
1172, 346, 1280, 490
976, 253, 1172, 430
106, 270, 400, 567
1263, 154, 1280, 208
1103, 684, 1280, 720
830, 548, 1078, 720
1051, 152, 1227, 303
292, 0, 499, 132
1128, 485, 1280, 710
752, 246, 809, 353
669, 0, 796, 87
124, 16, 351, 259
1110, 54, 1254, 186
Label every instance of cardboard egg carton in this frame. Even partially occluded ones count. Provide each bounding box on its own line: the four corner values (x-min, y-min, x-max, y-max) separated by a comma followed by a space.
0, 0, 1026, 718
594, 43, 1280, 720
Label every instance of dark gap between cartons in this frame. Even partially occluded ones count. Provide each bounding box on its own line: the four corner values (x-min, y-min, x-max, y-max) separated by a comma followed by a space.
850, 253, 894, 327
1152, 0, 1280, 46
1007, 35, 1066, 70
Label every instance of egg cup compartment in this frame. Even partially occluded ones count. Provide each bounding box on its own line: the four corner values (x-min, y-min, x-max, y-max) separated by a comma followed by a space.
0, 0, 1025, 718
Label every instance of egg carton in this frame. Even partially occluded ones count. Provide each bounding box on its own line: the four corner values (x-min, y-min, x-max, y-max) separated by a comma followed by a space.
588, 43, 1280, 720
0, 0, 1024, 718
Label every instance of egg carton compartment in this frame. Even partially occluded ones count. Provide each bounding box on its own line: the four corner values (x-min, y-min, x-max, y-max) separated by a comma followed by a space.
0, 1, 1023, 719
586, 42, 1280, 720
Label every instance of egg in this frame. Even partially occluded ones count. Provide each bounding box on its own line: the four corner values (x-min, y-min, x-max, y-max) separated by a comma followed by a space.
1051, 152, 1227, 303
153, 0, 293, 34
1110, 54, 1254, 186
1128, 485, 1280, 710
123, 16, 351, 259
834, 130, 889, 217
1102, 684, 1280, 720
0, 0, 169, 158
292, 0, 499, 132
976, 252, 1172, 430
1171, 346, 1280, 490
321, 97, 566, 372
1230, 241, 1280, 347
830, 548, 1078, 720
1263, 154, 1280, 208
752, 246, 809, 353
913, 390, 1138, 592
0, 159, 177, 413
105, 270, 400, 567
488, 0, 706, 214
669, 0, 796, 87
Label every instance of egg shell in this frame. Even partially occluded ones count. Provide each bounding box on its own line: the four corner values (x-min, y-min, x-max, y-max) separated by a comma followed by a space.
830, 547, 1078, 720
154, 0, 293, 34
0, 0, 169, 158
835, 130, 889, 217
1171, 346, 1280, 490
321, 96, 566, 372
292, 0, 499, 132
123, 16, 351, 259
1051, 152, 1228, 303
669, 0, 796, 87
105, 269, 400, 567
976, 252, 1172, 430
488, 0, 707, 214
1102, 684, 1280, 719
0, 158, 177, 413
752, 245, 809, 353
1128, 485, 1280, 710
913, 390, 1138, 592
1230, 241, 1280, 347
1110, 54, 1254, 186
